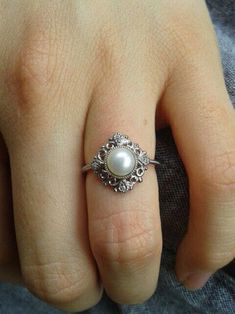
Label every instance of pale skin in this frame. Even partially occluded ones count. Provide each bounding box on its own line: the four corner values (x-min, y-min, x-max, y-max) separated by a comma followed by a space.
0, 0, 234, 312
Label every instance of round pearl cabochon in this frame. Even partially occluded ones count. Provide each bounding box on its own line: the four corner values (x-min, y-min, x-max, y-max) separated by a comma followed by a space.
107, 147, 136, 177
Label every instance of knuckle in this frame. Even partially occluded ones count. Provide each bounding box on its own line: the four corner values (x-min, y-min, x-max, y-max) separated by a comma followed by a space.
22, 260, 90, 306
6, 23, 57, 113
4, 11, 73, 120
91, 210, 161, 267
161, 3, 216, 66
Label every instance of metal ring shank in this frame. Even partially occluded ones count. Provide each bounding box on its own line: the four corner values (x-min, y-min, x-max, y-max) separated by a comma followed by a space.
82, 164, 92, 173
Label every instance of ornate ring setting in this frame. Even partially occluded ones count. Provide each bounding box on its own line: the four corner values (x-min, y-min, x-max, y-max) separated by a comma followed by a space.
82, 132, 160, 193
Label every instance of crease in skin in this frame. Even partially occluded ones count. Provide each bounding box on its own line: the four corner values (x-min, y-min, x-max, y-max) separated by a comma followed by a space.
3, 2, 79, 116
4, 19, 57, 114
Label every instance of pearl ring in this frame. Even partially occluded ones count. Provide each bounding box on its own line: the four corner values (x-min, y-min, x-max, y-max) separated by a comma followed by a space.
82, 132, 160, 193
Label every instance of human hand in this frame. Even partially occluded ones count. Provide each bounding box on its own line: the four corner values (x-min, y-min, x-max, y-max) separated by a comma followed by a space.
0, 0, 234, 312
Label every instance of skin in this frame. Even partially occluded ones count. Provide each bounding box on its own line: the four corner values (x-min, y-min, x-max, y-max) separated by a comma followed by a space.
0, 0, 234, 312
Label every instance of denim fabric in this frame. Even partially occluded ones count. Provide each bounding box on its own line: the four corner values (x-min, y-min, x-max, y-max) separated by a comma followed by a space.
0, 0, 234, 313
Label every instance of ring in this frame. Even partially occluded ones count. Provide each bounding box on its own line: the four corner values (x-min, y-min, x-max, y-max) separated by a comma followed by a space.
82, 132, 160, 193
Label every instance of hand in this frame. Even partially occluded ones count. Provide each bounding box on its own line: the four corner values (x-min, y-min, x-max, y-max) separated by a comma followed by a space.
0, 0, 234, 311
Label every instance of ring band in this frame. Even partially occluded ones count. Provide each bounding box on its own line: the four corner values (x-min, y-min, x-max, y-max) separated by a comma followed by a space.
82, 132, 160, 193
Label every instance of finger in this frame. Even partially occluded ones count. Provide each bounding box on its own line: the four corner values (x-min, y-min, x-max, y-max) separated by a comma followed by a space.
160, 18, 235, 290
1, 37, 102, 313
0, 133, 20, 272
5, 105, 103, 311
84, 58, 164, 303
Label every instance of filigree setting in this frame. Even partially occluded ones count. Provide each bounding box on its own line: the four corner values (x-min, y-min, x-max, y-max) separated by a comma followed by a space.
91, 132, 150, 192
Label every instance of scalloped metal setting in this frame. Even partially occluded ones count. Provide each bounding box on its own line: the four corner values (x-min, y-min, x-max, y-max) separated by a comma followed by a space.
90, 132, 150, 192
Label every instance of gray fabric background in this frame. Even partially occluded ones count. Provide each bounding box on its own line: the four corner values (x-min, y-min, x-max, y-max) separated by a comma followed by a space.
0, 0, 234, 313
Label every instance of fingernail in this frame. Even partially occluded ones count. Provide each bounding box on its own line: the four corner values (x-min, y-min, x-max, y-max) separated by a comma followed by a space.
182, 272, 212, 290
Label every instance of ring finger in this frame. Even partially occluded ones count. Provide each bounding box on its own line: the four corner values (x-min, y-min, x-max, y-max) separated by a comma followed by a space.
84, 47, 164, 304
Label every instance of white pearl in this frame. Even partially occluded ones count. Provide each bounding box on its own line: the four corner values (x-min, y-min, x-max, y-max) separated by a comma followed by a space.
107, 147, 135, 177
